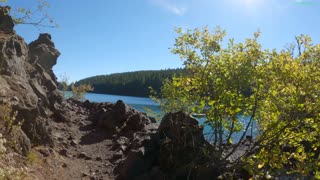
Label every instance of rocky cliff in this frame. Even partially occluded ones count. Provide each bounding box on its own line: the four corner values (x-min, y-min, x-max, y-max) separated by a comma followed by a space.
0, 6, 62, 155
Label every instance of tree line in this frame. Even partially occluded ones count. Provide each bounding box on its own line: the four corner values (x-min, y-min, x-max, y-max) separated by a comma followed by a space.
75, 68, 185, 97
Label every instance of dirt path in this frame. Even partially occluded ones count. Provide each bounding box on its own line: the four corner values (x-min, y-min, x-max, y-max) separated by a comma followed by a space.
28, 102, 117, 180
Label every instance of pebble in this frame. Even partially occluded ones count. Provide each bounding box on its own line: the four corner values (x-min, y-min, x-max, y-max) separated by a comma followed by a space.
62, 163, 67, 168
78, 152, 91, 160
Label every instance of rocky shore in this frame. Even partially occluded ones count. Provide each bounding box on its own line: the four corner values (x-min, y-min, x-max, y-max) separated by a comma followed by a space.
0, 7, 253, 179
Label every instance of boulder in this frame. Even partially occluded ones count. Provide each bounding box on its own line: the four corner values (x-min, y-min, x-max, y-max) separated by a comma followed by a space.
117, 150, 148, 179
18, 107, 52, 145
91, 100, 154, 137
94, 102, 161, 180
8, 128, 31, 156
158, 112, 213, 178
28, 33, 60, 82
96, 109, 118, 133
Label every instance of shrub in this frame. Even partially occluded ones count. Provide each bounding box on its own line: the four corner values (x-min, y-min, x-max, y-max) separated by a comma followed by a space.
0, 104, 26, 179
0, 104, 19, 135
159, 27, 320, 178
27, 151, 38, 164
71, 83, 94, 100
0, 133, 6, 156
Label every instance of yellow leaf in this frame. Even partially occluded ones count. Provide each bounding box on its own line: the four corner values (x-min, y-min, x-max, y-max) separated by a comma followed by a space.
258, 163, 264, 169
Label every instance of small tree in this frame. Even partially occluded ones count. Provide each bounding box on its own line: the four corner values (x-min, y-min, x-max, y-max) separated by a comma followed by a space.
59, 73, 70, 99
71, 83, 94, 101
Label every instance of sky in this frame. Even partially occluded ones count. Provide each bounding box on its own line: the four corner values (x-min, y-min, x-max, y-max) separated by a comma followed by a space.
3, 0, 320, 82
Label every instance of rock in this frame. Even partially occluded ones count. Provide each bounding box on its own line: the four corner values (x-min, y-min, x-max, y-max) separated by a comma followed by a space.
8, 128, 31, 156
158, 112, 211, 175
82, 172, 89, 177
95, 157, 102, 161
122, 113, 148, 131
115, 100, 132, 119
67, 135, 73, 140
117, 150, 147, 180
29, 79, 49, 106
59, 149, 68, 157
0, 35, 29, 75
0, 6, 14, 33
149, 117, 157, 123
62, 163, 68, 168
111, 136, 129, 151
113, 128, 160, 179
113, 111, 214, 179
28, 33, 60, 86
90, 175, 98, 180
20, 113, 53, 146
133, 166, 166, 180
51, 109, 68, 123
0, 7, 64, 155
70, 140, 78, 146
110, 151, 123, 163
38, 148, 51, 157
158, 111, 200, 139
78, 152, 91, 160
88, 101, 161, 179
195, 165, 224, 180
96, 109, 117, 133
83, 100, 92, 109
28, 33, 60, 70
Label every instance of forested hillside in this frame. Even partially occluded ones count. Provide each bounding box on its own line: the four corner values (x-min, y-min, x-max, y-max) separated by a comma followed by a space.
75, 68, 185, 97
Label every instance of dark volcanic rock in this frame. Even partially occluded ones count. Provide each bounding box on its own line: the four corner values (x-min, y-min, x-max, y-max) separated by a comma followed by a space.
0, 7, 64, 154
89, 100, 160, 180
91, 100, 154, 138
109, 111, 216, 180
158, 112, 212, 178
29, 33, 59, 70
9, 128, 31, 156
28, 33, 61, 84
0, 6, 14, 33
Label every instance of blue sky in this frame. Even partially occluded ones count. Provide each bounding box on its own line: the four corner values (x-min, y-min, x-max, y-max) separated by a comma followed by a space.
4, 0, 320, 82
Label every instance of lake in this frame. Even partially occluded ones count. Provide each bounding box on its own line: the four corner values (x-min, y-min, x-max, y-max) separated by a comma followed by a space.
84, 92, 259, 143
85, 92, 160, 113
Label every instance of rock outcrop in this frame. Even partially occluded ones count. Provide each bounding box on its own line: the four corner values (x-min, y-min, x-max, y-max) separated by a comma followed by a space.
0, 6, 14, 33
157, 112, 214, 178
87, 100, 159, 180
91, 105, 214, 180
0, 7, 63, 154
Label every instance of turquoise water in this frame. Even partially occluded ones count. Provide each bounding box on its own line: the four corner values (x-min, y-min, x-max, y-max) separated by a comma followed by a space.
84, 92, 259, 143
85, 93, 160, 113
